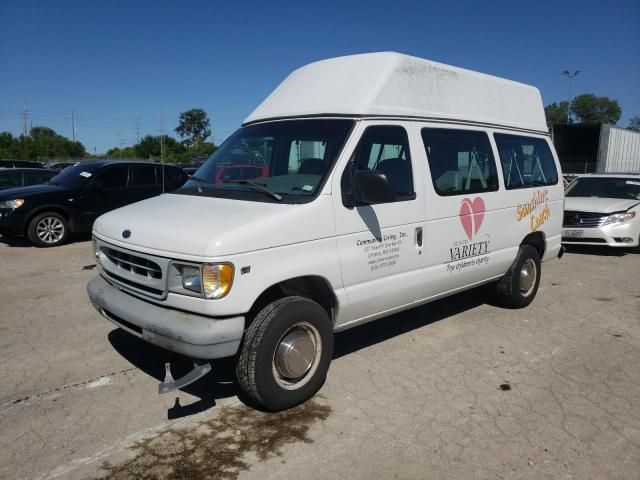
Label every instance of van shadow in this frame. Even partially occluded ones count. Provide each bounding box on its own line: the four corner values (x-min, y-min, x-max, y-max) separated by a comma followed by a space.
0, 232, 92, 248
107, 284, 493, 418
563, 244, 630, 257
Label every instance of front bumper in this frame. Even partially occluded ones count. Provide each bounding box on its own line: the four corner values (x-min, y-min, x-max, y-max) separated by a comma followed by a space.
87, 275, 245, 359
0, 208, 25, 236
562, 222, 639, 247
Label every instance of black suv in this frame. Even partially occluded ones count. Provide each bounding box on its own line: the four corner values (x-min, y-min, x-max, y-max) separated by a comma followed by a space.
0, 160, 188, 247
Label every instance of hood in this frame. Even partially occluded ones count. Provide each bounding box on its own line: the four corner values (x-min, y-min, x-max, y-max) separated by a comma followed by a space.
93, 192, 335, 259
564, 197, 640, 214
0, 183, 68, 200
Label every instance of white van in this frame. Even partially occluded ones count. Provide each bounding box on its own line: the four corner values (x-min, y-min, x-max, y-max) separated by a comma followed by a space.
87, 52, 564, 410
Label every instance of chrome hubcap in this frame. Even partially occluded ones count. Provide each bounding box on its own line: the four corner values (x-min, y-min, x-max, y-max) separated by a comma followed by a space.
36, 217, 64, 244
519, 258, 537, 297
273, 322, 322, 390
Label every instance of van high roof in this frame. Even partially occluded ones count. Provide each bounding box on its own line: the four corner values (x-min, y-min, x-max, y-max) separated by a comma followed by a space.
244, 52, 547, 134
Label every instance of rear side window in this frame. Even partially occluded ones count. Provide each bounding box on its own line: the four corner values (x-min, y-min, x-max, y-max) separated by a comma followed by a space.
156, 166, 187, 187
494, 134, 558, 189
0, 172, 23, 188
422, 128, 499, 196
130, 165, 156, 186
24, 171, 55, 186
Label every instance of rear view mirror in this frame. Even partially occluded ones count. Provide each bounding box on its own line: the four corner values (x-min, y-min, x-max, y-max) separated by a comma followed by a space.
355, 170, 395, 204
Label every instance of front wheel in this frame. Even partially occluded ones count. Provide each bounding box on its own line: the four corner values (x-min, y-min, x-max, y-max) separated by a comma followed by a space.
236, 296, 334, 411
496, 244, 541, 308
27, 212, 69, 247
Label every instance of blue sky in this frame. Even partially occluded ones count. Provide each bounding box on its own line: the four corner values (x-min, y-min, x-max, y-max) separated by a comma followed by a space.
1, 0, 638, 154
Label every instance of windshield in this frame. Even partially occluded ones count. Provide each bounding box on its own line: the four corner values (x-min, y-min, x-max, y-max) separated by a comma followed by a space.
49, 162, 100, 189
178, 119, 354, 203
565, 177, 640, 200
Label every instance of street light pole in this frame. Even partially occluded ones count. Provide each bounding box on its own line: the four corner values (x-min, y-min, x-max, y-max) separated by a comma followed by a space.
562, 70, 580, 123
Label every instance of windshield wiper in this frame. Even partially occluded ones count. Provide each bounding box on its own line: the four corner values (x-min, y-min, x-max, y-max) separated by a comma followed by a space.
224, 179, 282, 201
190, 175, 208, 193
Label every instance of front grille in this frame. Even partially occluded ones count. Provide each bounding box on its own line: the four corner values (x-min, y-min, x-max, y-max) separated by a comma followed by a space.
103, 270, 164, 296
101, 247, 162, 279
562, 237, 607, 243
563, 210, 608, 228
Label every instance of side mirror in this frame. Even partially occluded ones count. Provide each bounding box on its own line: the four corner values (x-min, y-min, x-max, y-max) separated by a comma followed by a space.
354, 170, 395, 204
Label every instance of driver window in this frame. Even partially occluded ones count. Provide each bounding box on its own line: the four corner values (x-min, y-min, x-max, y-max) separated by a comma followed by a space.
342, 125, 415, 205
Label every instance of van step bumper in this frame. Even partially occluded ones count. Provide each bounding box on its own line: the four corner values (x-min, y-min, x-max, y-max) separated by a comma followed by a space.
87, 275, 244, 360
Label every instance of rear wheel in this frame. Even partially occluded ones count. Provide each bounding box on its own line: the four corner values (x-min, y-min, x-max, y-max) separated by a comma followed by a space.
236, 296, 333, 411
496, 244, 541, 308
27, 212, 69, 247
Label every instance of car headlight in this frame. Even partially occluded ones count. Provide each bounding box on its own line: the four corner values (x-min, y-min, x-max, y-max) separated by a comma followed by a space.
181, 266, 202, 293
202, 263, 234, 299
173, 262, 234, 299
0, 199, 25, 209
602, 211, 636, 225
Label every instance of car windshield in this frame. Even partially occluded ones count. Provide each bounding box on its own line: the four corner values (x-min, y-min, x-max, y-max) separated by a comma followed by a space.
178, 119, 354, 203
49, 163, 100, 188
565, 177, 640, 200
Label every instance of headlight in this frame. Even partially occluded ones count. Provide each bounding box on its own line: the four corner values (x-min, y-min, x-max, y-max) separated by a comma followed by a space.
0, 199, 25, 209
202, 263, 234, 299
602, 211, 636, 225
181, 266, 202, 293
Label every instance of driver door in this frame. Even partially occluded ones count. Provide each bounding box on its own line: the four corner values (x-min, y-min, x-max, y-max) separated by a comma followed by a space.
332, 123, 427, 326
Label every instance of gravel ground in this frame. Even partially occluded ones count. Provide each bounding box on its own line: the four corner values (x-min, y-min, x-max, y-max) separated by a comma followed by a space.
0, 237, 638, 480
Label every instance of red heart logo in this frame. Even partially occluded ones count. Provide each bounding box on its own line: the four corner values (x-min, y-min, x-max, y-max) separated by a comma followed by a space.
459, 197, 486, 240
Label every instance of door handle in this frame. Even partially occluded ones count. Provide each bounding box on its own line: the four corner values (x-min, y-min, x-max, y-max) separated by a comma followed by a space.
415, 227, 423, 247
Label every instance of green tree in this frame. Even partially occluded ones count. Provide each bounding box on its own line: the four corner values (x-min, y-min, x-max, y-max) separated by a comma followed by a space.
570, 94, 621, 124
544, 101, 569, 127
133, 135, 185, 162
175, 109, 212, 147
0, 132, 16, 158
628, 116, 640, 132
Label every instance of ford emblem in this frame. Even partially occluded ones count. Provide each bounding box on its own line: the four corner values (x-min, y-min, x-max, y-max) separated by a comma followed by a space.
122, 229, 131, 239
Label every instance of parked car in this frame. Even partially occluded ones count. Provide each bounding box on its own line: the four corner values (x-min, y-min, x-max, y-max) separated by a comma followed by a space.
0, 168, 58, 191
0, 160, 43, 168
87, 52, 564, 411
562, 173, 640, 248
44, 161, 77, 171
0, 160, 188, 246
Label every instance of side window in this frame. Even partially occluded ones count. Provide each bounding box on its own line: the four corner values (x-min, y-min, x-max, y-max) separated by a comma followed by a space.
130, 165, 156, 186
494, 134, 559, 189
156, 166, 187, 187
94, 165, 128, 189
422, 128, 499, 196
0, 172, 23, 188
24, 171, 54, 186
343, 125, 414, 203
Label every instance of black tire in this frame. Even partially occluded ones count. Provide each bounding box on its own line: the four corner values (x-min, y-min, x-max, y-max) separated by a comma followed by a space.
236, 296, 334, 411
27, 212, 69, 247
496, 244, 541, 308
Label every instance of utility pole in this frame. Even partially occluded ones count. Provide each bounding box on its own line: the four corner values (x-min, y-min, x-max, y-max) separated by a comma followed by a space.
71, 110, 76, 141
22, 103, 28, 136
159, 114, 166, 163
135, 112, 140, 143
562, 70, 581, 123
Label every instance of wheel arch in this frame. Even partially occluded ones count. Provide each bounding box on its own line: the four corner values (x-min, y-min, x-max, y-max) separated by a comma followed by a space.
520, 231, 546, 259
247, 275, 338, 327
23, 205, 74, 234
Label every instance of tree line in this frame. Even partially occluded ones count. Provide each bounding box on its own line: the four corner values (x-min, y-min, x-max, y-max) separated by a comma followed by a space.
0, 127, 86, 160
106, 108, 216, 163
0, 108, 216, 163
544, 93, 639, 131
